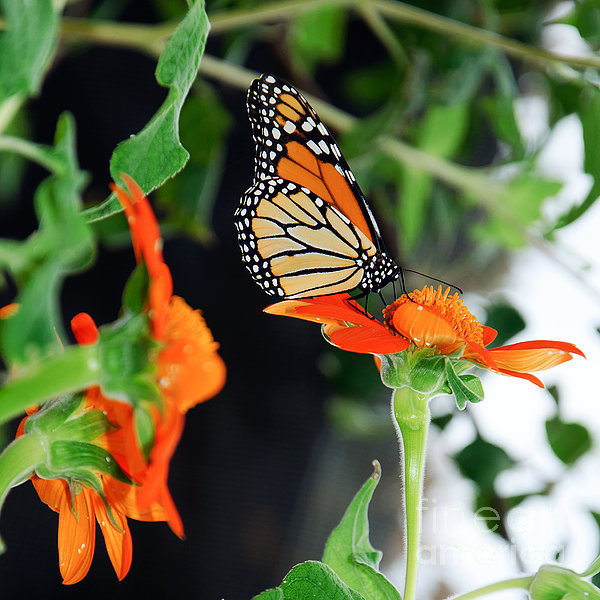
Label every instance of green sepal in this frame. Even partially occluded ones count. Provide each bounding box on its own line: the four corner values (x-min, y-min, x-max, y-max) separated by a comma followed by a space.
62, 475, 125, 534
54, 410, 117, 443
97, 313, 161, 406
530, 564, 600, 600
46, 441, 131, 484
379, 348, 447, 395
323, 461, 401, 600
24, 393, 84, 434
134, 405, 156, 462
445, 359, 484, 410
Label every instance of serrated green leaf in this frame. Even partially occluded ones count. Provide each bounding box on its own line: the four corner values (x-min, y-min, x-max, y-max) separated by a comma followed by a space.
455, 435, 515, 494
0, 0, 59, 102
84, 0, 210, 222
545, 416, 592, 466
281, 561, 367, 600
252, 589, 284, 600
323, 462, 400, 600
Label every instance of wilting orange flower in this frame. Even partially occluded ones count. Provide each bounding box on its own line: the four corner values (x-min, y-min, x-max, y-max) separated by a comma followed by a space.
266, 286, 583, 388
23, 175, 225, 584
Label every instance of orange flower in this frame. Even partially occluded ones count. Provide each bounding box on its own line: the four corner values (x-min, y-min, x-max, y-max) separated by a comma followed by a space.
24, 175, 225, 584
265, 287, 584, 388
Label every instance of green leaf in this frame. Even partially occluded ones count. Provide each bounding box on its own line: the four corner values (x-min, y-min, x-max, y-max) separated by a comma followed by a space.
0, 113, 94, 365
0, 0, 59, 102
472, 172, 562, 247
323, 461, 400, 600
445, 360, 484, 410
400, 102, 469, 250
290, 5, 347, 72
284, 561, 367, 600
545, 416, 592, 466
455, 435, 515, 494
252, 561, 367, 600
252, 589, 284, 600
84, 0, 210, 222
553, 87, 600, 230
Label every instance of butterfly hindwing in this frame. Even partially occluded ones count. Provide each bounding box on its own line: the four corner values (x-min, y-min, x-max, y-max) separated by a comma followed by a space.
236, 178, 382, 299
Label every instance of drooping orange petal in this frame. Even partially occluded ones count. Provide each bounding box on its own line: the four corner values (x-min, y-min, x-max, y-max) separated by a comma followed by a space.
158, 296, 226, 412
32, 476, 66, 513
71, 312, 99, 345
111, 174, 164, 277
105, 478, 168, 522
57, 487, 97, 585
93, 492, 132, 581
148, 263, 173, 341
134, 405, 185, 538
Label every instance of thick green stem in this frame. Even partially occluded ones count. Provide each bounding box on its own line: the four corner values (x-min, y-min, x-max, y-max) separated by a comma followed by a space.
0, 345, 100, 426
448, 576, 534, 600
0, 430, 45, 552
391, 386, 430, 600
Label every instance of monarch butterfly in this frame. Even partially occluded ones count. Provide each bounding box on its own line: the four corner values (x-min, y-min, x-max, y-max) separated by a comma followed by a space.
234, 74, 400, 300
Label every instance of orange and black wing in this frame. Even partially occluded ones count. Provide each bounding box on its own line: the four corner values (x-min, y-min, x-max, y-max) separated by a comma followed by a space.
235, 74, 399, 299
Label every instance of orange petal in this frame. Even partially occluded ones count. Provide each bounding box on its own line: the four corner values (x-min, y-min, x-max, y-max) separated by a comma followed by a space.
0, 303, 18, 319
57, 487, 97, 585
264, 294, 374, 328
32, 476, 67, 514
392, 302, 459, 350
325, 323, 410, 354
111, 175, 164, 277
71, 312, 99, 345
488, 342, 580, 373
149, 263, 173, 341
93, 493, 132, 581
482, 326, 497, 345
105, 478, 168, 522
158, 296, 226, 412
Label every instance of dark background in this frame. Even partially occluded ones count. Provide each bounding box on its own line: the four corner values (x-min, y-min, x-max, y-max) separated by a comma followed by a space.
0, 3, 406, 598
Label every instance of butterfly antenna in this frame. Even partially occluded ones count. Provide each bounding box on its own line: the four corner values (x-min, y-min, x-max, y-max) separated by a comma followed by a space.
403, 268, 463, 296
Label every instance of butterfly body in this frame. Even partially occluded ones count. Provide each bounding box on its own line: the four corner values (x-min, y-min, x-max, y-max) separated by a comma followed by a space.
235, 74, 399, 299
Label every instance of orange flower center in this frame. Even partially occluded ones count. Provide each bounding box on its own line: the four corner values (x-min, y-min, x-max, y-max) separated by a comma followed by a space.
383, 286, 484, 349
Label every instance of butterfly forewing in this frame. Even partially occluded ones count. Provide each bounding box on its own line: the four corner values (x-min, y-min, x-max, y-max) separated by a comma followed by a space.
236, 74, 399, 299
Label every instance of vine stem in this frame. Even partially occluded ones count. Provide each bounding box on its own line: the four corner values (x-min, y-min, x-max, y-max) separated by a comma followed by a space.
0, 135, 64, 173
448, 576, 534, 600
0, 345, 100, 427
391, 386, 431, 600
